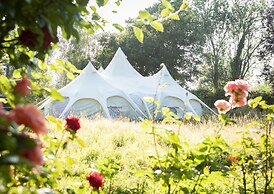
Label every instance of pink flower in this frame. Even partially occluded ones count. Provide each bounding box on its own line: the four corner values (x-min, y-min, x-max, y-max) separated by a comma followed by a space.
86, 171, 104, 190
65, 117, 80, 132
10, 104, 48, 134
14, 76, 31, 97
228, 156, 238, 163
214, 100, 231, 114
229, 96, 247, 108
224, 81, 238, 96
21, 141, 44, 165
235, 90, 248, 98
235, 79, 251, 92
224, 80, 251, 97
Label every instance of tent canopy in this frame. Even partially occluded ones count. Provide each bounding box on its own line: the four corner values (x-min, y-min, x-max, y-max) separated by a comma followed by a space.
40, 47, 215, 119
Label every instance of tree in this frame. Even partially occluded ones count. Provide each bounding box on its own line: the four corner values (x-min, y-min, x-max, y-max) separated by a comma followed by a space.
94, 2, 205, 86
228, 0, 267, 80
259, 0, 274, 91
52, 29, 101, 70
192, 0, 232, 89
194, 0, 269, 90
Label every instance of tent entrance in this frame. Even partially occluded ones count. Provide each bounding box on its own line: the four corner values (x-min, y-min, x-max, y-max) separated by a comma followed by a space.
188, 99, 202, 116
108, 106, 122, 118
107, 96, 139, 119
69, 98, 103, 117
50, 97, 69, 117
160, 96, 187, 119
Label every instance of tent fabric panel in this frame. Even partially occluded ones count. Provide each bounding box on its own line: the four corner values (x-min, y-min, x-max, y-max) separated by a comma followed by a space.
68, 98, 103, 117
188, 99, 203, 117
107, 96, 140, 119
160, 96, 188, 119
129, 94, 149, 117
144, 101, 157, 119
50, 97, 69, 118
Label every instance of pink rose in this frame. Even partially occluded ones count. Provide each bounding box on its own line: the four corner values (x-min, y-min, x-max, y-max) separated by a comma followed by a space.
14, 76, 31, 97
21, 142, 44, 166
10, 104, 48, 134
214, 100, 231, 114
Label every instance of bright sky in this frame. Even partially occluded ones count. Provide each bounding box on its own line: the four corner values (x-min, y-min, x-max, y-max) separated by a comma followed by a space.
97, 0, 159, 31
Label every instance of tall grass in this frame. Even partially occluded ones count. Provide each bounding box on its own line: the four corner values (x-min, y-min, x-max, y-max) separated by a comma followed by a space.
49, 116, 262, 193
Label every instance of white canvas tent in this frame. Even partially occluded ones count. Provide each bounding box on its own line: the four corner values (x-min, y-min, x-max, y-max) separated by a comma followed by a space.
101, 48, 215, 119
40, 47, 215, 119
40, 62, 146, 119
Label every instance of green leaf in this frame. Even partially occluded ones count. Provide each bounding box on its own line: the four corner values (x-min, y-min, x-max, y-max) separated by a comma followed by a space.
133, 26, 144, 43
66, 156, 75, 165
248, 96, 262, 109
162, 107, 170, 115
139, 10, 151, 19
144, 97, 154, 103
169, 14, 180, 20
162, 0, 172, 10
38, 60, 47, 70
76, 138, 87, 147
193, 115, 201, 122
113, 23, 124, 32
0, 98, 7, 103
0, 76, 10, 89
49, 88, 64, 101
90, 6, 97, 12
180, 1, 189, 10
66, 72, 75, 80
154, 99, 160, 106
96, 0, 109, 7
56, 59, 65, 67
161, 9, 171, 17
150, 21, 164, 32
12, 69, 22, 79
203, 167, 210, 176
141, 120, 152, 130
184, 112, 193, 120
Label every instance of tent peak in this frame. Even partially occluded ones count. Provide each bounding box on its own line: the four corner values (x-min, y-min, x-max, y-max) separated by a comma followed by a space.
103, 47, 142, 77
83, 61, 97, 73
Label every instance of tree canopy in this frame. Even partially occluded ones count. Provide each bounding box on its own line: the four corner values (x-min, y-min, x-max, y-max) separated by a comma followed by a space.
93, 0, 271, 90
94, 2, 205, 86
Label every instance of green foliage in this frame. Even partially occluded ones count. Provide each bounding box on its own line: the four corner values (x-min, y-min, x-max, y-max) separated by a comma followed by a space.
133, 26, 144, 43
191, 87, 225, 108
250, 83, 274, 105
94, 6, 204, 85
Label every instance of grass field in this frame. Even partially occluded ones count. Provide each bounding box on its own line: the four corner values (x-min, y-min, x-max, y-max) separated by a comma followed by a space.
46, 116, 268, 193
